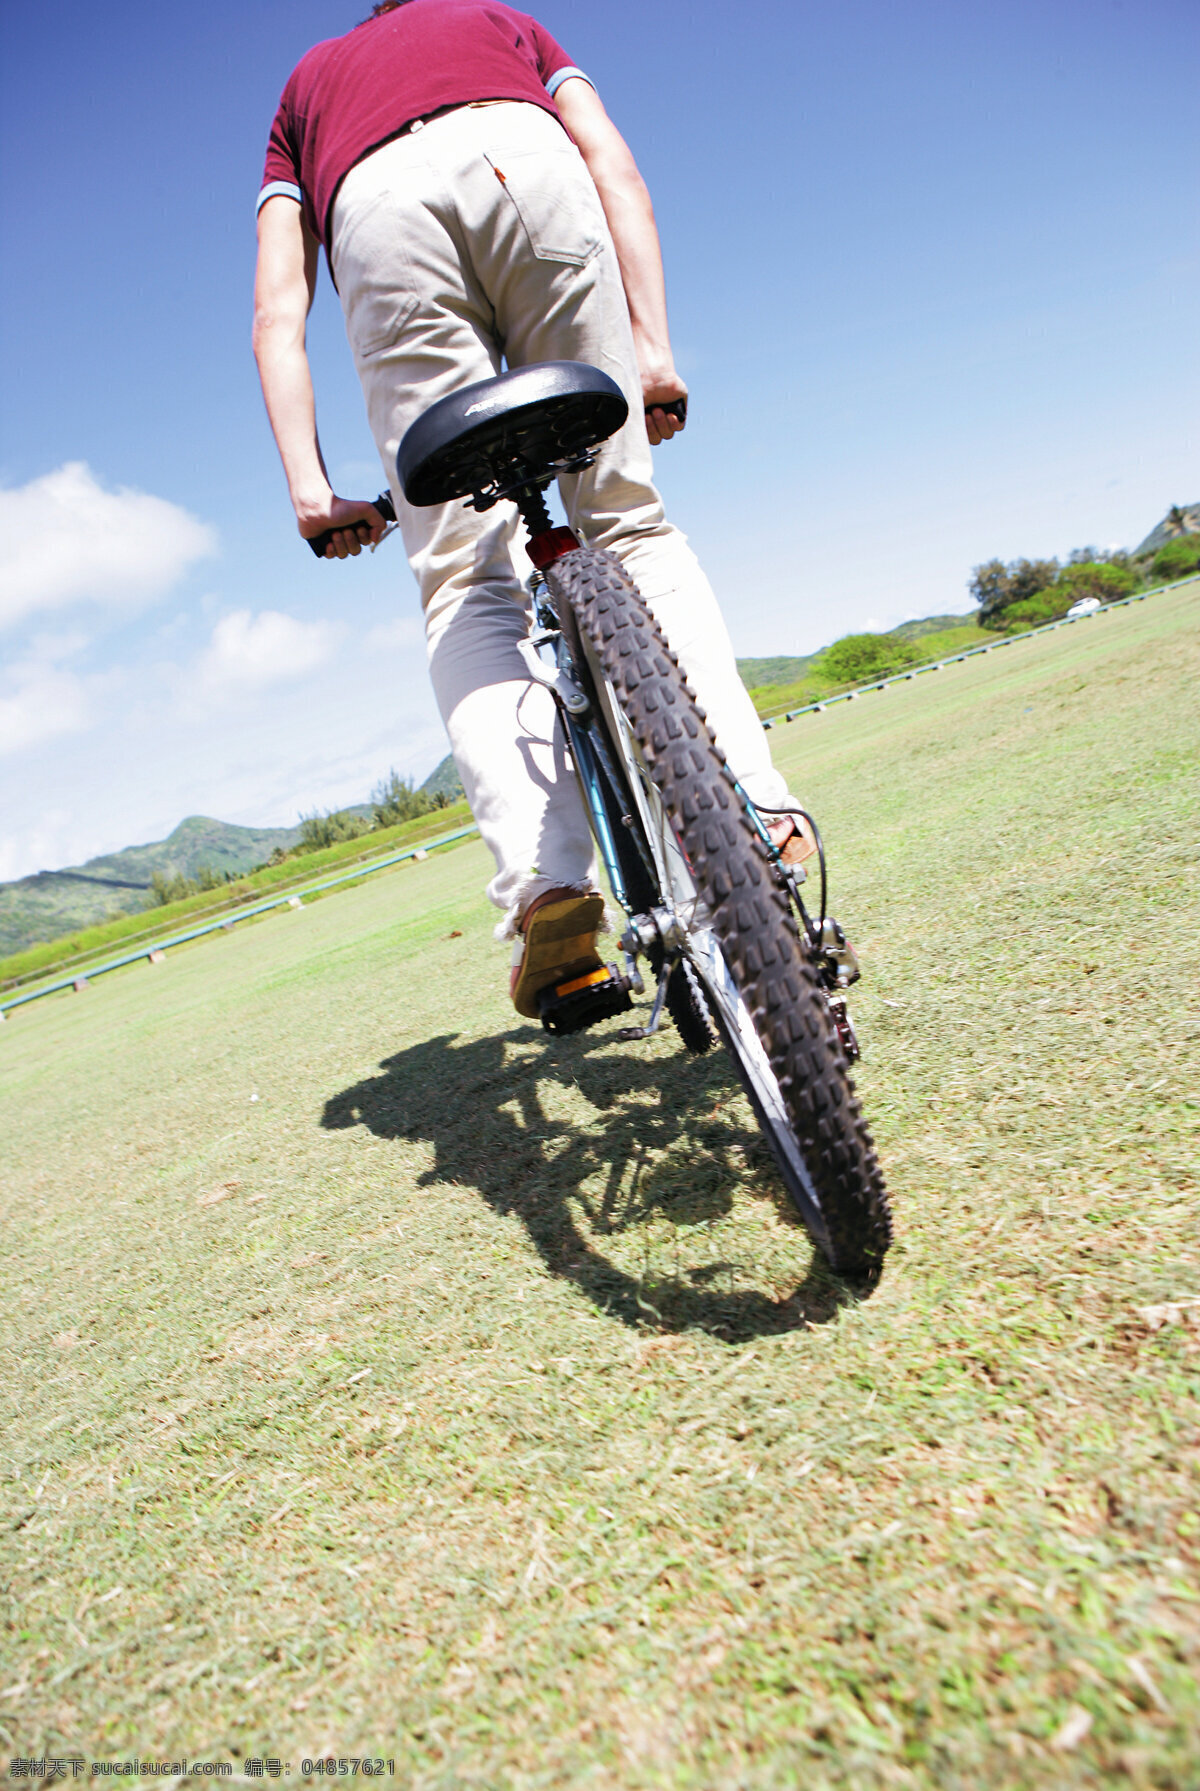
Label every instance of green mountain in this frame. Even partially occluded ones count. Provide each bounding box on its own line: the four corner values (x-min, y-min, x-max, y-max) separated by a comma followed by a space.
1133, 502, 1199, 558
892, 612, 977, 640
419, 753, 465, 801
736, 653, 821, 689
0, 815, 304, 959
2, 764, 466, 960
0, 607, 985, 959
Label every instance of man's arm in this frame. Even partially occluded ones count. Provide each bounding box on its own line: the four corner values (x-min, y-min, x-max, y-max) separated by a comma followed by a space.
252, 196, 385, 558
553, 78, 687, 446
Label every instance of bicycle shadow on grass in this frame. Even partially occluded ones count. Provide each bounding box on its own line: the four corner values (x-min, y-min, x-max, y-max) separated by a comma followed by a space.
320, 1025, 863, 1342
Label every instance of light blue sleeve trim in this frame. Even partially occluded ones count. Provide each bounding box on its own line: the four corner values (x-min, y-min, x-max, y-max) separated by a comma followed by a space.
256, 180, 303, 215
545, 66, 594, 99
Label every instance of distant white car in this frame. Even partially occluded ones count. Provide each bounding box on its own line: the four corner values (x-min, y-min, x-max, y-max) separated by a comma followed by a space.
1065, 597, 1103, 619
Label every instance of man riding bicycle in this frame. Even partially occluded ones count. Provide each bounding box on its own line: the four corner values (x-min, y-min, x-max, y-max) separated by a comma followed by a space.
253, 0, 811, 1019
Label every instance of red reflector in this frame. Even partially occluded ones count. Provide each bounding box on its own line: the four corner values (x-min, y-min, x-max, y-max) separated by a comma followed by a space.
527, 526, 580, 570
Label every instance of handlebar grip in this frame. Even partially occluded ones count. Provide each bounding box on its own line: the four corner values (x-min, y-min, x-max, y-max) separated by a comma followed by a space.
306, 491, 397, 558
646, 397, 687, 425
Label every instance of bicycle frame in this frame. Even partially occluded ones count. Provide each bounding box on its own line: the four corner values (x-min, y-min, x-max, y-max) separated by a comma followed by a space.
527, 574, 677, 930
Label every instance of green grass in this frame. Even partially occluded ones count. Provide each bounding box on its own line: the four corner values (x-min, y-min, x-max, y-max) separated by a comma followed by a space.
0, 802, 473, 992
2, 586, 1198, 1784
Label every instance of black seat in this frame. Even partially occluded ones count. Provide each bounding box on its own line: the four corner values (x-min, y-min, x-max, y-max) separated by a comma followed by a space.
397, 361, 628, 508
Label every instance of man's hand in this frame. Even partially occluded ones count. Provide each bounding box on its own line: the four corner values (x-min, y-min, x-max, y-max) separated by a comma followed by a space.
297, 493, 389, 560
643, 373, 689, 446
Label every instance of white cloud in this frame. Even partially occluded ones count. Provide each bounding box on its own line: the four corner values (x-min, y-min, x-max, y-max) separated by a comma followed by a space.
0, 662, 89, 756
0, 807, 78, 883
200, 608, 338, 692
0, 462, 215, 631
24, 628, 92, 663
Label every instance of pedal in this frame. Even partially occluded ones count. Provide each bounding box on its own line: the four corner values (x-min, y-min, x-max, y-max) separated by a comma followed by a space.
538, 965, 634, 1036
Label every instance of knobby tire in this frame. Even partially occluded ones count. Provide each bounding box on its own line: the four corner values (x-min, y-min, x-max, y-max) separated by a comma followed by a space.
545, 545, 893, 1279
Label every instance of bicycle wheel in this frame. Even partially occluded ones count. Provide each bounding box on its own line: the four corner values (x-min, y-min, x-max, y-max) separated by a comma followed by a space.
544, 545, 892, 1280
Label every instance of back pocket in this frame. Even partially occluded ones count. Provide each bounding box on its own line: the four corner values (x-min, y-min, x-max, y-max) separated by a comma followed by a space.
484, 146, 605, 267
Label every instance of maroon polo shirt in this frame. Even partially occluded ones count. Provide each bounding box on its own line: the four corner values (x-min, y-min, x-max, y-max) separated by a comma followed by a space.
259, 0, 581, 248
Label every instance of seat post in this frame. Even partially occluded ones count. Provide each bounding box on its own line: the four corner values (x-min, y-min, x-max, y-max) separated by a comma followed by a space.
513, 482, 553, 537
514, 481, 580, 570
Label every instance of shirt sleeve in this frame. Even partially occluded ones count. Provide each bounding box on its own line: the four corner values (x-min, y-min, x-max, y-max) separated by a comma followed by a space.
257, 180, 303, 214
260, 98, 304, 215
527, 15, 590, 90
545, 65, 594, 98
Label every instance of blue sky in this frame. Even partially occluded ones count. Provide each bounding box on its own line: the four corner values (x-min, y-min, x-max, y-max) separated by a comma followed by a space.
1, 0, 1196, 878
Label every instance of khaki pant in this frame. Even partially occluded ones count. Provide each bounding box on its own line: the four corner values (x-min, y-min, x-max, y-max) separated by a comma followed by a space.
331, 101, 788, 934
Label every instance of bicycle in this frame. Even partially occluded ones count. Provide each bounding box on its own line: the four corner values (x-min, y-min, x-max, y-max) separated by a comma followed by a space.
330, 361, 892, 1281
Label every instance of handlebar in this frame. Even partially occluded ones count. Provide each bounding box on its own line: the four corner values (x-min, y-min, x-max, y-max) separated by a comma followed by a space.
646, 398, 687, 425
306, 491, 397, 558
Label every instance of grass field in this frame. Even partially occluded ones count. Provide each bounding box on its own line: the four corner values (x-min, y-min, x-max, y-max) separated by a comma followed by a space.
2, 587, 1198, 1786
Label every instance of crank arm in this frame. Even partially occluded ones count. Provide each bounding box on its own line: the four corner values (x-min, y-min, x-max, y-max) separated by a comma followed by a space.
616, 957, 675, 1042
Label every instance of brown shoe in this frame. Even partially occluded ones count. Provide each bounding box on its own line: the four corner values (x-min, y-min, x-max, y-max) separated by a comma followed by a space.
509, 889, 606, 1020
765, 813, 819, 866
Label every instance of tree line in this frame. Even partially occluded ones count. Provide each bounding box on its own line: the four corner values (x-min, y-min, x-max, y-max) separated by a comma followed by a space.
969, 525, 1200, 634
291, 769, 455, 855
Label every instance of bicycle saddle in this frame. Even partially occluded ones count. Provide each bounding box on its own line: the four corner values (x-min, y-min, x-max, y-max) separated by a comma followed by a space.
398, 361, 628, 509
